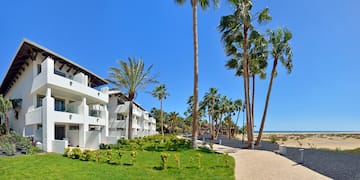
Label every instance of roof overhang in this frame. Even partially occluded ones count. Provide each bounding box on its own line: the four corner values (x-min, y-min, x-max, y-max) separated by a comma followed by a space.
0, 39, 108, 95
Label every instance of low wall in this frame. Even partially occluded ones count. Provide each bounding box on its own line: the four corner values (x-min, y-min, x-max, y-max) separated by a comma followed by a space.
106, 136, 118, 144
86, 131, 101, 149
52, 140, 68, 154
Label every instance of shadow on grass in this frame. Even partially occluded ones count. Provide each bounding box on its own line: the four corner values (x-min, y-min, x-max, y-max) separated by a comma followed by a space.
197, 147, 215, 154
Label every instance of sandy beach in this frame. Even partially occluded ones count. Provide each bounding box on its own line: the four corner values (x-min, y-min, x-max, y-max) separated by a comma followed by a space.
240, 132, 360, 150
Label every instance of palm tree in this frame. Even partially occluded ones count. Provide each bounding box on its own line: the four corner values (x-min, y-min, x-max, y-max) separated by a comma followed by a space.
108, 57, 157, 139
256, 28, 293, 145
219, 0, 271, 147
151, 84, 169, 136
201, 87, 220, 139
174, 0, 220, 149
169, 111, 180, 133
233, 99, 243, 132
0, 95, 13, 134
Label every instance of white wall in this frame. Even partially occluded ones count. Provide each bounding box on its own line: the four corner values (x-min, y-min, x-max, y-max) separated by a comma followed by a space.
5, 55, 41, 135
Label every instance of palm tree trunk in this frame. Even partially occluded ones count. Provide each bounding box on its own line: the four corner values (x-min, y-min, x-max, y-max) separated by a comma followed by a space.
208, 109, 212, 139
256, 59, 278, 145
191, 0, 199, 149
160, 99, 164, 137
211, 98, 215, 140
215, 112, 223, 140
235, 109, 241, 135
243, 25, 253, 147
128, 100, 133, 139
251, 74, 255, 125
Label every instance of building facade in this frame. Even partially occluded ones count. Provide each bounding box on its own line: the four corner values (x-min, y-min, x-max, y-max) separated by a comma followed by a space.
108, 90, 157, 139
0, 39, 156, 153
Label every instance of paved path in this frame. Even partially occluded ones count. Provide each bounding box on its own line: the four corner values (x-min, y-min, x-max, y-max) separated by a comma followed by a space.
231, 150, 330, 180
203, 141, 330, 180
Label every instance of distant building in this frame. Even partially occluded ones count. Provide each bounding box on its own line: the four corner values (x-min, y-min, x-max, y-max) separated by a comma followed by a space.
108, 90, 156, 138
0, 39, 156, 153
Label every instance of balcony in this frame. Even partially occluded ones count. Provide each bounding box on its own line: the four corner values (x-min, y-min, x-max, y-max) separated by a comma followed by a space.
25, 107, 42, 125
116, 102, 142, 117
31, 58, 108, 104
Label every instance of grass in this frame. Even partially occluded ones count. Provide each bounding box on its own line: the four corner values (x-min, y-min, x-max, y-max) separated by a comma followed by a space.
0, 138, 234, 179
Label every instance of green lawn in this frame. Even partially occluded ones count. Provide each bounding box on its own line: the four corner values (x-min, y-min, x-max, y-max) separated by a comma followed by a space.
0, 149, 234, 180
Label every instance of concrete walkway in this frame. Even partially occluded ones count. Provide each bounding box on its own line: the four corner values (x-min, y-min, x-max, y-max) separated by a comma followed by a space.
209, 143, 330, 180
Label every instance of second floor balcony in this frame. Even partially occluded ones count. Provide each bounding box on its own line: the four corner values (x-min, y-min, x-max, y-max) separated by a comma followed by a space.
31, 57, 108, 104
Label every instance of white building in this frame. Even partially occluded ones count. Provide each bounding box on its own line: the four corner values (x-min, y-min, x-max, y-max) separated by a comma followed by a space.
0, 39, 156, 153
108, 90, 157, 138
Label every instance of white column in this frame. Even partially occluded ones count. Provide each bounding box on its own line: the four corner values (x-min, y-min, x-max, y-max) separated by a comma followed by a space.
42, 88, 54, 152
79, 97, 89, 148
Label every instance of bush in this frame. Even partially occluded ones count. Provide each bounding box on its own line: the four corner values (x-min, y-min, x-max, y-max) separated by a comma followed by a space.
80, 150, 91, 161
99, 143, 111, 150
160, 153, 170, 170
173, 153, 180, 169
117, 138, 129, 145
71, 148, 82, 159
64, 148, 71, 157
130, 151, 137, 165
3, 143, 16, 156
269, 135, 278, 143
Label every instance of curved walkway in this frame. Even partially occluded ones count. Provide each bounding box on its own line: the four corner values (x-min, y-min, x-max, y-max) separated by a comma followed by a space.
211, 143, 330, 180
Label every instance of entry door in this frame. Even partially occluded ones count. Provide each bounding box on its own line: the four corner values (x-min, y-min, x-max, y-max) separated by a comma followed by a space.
55, 125, 65, 140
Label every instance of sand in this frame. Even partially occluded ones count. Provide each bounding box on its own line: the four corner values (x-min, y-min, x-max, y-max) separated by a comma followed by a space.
236, 133, 360, 150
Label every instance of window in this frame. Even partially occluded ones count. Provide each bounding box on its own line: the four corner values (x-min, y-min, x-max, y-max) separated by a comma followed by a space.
117, 113, 125, 120
37, 64, 42, 75
54, 69, 66, 77
117, 99, 124, 105
36, 95, 45, 107
54, 98, 65, 111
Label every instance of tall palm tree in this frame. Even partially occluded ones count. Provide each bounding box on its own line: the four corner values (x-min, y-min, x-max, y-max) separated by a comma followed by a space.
0, 95, 13, 134
151, 84, 169, 136
256, 28, 293, 145
175, 0, 220, 149
108, 57, 157, 139
219, 0, 271, 147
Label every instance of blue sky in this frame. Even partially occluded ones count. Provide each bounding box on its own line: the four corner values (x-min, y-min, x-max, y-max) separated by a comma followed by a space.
1, 0, 359, 131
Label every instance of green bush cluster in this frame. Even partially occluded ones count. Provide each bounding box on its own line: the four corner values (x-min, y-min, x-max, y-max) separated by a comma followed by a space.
63, 148, 138, 166
0, 131, 33, 155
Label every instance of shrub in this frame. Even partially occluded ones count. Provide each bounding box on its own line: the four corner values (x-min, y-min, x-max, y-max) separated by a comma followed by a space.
99, 143, 111, 150
117, 150, 124, 165
64, 148, 70, 157
95, 150, 102, 164
174, 153, 180, 169
117, 138, 130, 145
29, 146, 42, 154
160, 153, 170, 170
3, 142, 16, 156
71, 148, 82, 159
269, 135, 278, 143
130, 151, 137, 165
106, 150, 117, 164
281, 136, 288, 142
80, 150, 91, 161
195, 153, 202, 169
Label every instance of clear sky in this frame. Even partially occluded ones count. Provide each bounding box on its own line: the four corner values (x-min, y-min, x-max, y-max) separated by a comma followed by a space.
1, 0, 359, 131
